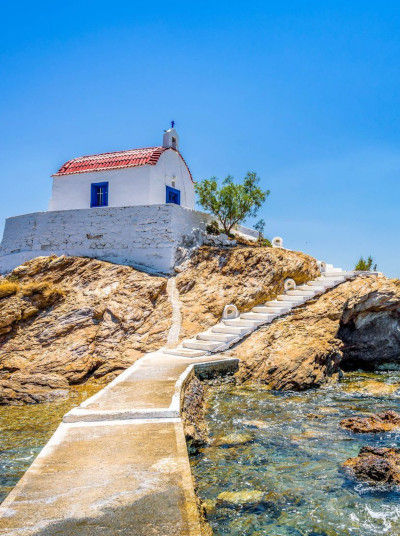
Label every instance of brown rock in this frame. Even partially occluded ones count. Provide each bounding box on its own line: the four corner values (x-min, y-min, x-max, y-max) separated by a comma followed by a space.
0, 256, 172, 404
228, 275, 400, 390
342, 379, 400, 396
0, 372, 70, 405
182, 376, 208, 454
214, 433, 253, 447
340, 410, 400, 433
343, 446, 400, 485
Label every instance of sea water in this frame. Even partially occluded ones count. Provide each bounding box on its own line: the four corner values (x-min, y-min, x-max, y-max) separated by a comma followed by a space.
191, 371, 400, 536
0, 384, 101, 503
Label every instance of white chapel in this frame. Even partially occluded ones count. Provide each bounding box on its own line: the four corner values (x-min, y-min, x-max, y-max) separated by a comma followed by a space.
0, 125, 257, 274
48, 126, 195, 211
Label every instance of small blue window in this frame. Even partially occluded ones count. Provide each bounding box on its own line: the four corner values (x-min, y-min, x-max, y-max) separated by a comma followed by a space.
91, 182, 108, 207
166, 185, 180, 205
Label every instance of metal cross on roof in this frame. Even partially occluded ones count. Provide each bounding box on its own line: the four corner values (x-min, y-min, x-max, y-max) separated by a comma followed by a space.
171, 120, 175, 128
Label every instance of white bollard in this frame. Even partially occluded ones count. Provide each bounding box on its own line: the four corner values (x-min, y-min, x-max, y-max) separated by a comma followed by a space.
222, 304, 239, 319
272, 237, 283, 248
284, 278, 296, 292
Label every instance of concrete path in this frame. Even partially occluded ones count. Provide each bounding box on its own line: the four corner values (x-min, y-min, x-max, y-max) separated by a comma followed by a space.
0, 351, 238, 536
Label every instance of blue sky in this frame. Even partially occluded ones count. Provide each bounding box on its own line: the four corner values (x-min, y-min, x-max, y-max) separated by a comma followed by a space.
1, 1, 399, 276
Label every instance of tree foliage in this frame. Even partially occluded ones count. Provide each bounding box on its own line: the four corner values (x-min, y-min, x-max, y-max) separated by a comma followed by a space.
195, 172, 269, 235
355, 255, 377, 271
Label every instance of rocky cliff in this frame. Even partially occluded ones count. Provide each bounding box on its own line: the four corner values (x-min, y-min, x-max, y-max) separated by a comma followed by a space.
0, 256, 172, 404
0, 247, 318, 405
229, 275, 400, 389
2, 248, 397, 404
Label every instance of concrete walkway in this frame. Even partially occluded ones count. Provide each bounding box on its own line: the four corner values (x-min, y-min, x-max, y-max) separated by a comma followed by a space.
0, 351, 238, 536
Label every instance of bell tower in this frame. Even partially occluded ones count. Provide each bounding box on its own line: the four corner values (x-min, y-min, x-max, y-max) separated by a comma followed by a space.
162, 121, 179, 150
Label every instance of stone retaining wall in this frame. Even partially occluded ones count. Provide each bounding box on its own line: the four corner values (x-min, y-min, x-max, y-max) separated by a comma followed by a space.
0, 204, 258, 275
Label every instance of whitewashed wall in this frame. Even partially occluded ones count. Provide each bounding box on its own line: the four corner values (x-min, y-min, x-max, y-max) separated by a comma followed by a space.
149, 150, 195, 208
49, 149, 195, 211
0, 205, 209, 274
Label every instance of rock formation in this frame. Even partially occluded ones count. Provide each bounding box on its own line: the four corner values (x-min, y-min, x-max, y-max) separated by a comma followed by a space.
0, 246, 317, 405
340, 410, 400, 433
343, 446, 400, 485
2, 248, 398, 404
0, 256, 172, 404
229, 275, 400, 390
182, 376, 209, 455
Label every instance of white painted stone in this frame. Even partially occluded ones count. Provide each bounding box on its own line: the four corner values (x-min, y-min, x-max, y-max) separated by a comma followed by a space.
284, 278, 296, 291
162, 127, 179, 150
222, 304, 239, 319
272, 236, 283, 248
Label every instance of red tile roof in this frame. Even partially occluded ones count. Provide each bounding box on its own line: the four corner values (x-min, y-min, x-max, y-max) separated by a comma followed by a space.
53, 146, 193, 181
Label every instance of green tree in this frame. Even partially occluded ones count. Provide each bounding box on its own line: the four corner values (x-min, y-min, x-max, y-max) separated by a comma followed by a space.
355, 255, 377, 271
195, 172, 269, 235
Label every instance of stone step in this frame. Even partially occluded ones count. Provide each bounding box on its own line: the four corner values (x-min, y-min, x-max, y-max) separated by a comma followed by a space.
212, 325, 250, 336
297, 284, 326, 292
316, 276, 345, 284
223, 318, 261, 328
240, 312, 276, 322
162, 348, 208, 357
320, 272, 348, 278
252, 305, 290, 314
276, 295, 307, 303
182, 339, 222, 352
197, 332, 238, 343
261, 300, 292, 310
286, 289, 316, 296
304, 281, 330, 288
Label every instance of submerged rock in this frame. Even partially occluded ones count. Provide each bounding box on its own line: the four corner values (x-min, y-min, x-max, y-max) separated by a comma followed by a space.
0, 372, 70, 405
201, 498, 217, 517
342, 379, 400, 396
216, 490, 268, 510
343, 446, 400, 485
214, 433, 253, 447
243, 419, 270, 429
216, 489, 298, 514
340, 410, 400, 433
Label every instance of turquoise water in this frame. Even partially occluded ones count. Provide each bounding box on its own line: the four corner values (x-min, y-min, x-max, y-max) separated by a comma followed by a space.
191, 371, 400, 536
0, 384, 102, 504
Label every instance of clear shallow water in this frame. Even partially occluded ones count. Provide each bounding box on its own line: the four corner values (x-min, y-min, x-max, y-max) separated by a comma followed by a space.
191, 371, 400, 536
0, 384, 102, 504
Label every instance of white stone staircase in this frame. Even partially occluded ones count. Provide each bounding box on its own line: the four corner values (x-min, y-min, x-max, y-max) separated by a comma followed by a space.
163, 263, 358, 358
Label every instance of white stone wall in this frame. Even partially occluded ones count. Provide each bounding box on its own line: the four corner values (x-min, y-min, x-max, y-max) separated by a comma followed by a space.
149, 150, 195, 209
0, 205, 209, 274
49, 149, 195, 211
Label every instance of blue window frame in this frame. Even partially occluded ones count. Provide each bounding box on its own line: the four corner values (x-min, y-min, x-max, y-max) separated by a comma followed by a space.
166, 185, 180, 205
91, 182, 109, 207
